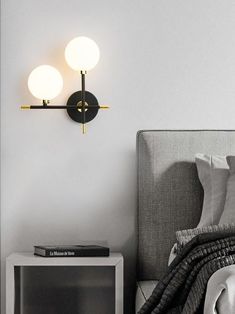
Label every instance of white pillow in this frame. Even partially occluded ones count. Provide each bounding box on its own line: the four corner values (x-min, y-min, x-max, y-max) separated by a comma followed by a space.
168, 243, 177, 266
168, 154, 229, 266
219, 156, 235, 224
196, 154, 229, 227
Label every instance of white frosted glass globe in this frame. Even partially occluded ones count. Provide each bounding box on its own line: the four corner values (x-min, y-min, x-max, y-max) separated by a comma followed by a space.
28, 65, 63, 100
65, 36, 100, 71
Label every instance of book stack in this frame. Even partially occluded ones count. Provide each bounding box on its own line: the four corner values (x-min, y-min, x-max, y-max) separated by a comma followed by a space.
34, 245, 110, 257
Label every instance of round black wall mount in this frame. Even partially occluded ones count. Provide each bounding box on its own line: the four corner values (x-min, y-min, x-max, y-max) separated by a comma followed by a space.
66, 91, 99, 123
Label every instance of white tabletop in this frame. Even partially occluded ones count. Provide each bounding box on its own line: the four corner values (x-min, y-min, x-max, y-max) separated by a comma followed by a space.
6, 252, 123, 266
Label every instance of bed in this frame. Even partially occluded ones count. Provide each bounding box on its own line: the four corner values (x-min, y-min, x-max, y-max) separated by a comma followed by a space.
136, 130, 235, 313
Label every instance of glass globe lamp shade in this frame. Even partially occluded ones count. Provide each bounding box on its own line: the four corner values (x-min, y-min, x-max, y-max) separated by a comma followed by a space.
28, 65, 63, 100
65, 36, 100, 72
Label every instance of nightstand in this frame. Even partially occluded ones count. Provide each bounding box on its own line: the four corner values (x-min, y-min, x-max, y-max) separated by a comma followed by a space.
6, 252, 123, 314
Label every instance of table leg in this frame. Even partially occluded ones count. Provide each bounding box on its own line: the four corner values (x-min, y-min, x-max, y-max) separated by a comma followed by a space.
6, 261, 15, 314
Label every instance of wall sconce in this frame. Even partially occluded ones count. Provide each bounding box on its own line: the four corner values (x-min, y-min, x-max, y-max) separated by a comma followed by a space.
21, 37, 109, 134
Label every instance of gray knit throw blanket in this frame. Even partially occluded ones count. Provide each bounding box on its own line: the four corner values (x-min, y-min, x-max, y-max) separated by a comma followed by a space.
138, 232, 235, 314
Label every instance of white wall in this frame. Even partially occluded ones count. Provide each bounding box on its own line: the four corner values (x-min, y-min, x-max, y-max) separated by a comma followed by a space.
1, 1, 235, 313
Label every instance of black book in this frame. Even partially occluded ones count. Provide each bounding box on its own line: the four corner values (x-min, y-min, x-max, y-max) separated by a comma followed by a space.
34, 245, 110, 257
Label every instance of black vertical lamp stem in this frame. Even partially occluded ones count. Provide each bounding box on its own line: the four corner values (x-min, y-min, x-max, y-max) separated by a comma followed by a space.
81, 71, 86, 134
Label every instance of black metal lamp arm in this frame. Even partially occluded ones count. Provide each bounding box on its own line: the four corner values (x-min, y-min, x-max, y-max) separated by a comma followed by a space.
81, 71, 86, 133
20, 72, 109, 134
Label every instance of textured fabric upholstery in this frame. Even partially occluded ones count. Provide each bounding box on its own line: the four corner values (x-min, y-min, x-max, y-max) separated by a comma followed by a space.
137, 130, 235, 280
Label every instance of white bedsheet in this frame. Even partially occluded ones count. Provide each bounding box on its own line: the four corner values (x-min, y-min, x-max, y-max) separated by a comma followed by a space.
204, 265, 235, 314
136, 281, 158, 313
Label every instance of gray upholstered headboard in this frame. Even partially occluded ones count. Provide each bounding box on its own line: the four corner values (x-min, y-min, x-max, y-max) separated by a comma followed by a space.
137, 130, 235, 280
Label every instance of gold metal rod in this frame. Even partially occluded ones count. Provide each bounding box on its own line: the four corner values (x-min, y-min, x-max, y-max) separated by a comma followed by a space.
82, 124, 86, 134
99, 106, 110, 109
21, 105, 31, 109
